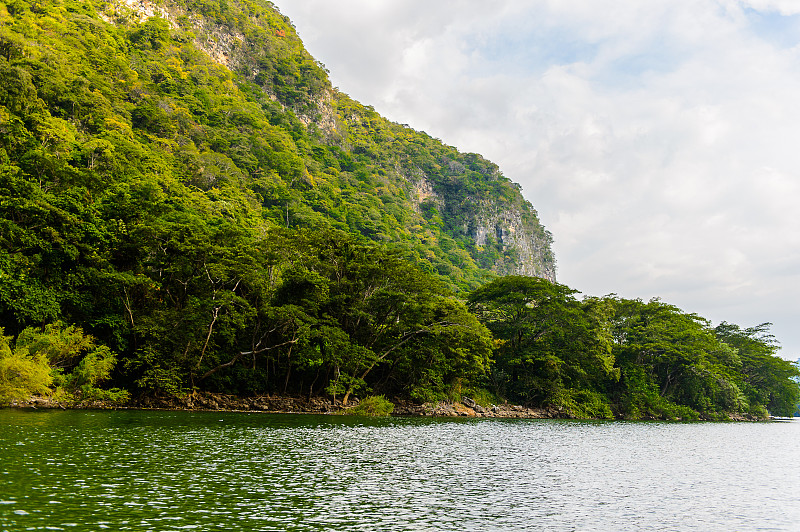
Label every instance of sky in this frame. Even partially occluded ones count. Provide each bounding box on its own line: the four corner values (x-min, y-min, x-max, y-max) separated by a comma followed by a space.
276, 0, 800, 361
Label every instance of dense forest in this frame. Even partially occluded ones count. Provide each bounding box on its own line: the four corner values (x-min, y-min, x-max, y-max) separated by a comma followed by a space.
1, 0, 797, 418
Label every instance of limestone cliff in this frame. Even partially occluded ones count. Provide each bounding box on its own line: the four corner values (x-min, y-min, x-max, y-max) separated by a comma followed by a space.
408, 171, 555, 281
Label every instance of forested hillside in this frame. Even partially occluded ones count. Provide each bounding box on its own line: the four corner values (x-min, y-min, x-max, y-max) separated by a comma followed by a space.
1, 0, 797, 418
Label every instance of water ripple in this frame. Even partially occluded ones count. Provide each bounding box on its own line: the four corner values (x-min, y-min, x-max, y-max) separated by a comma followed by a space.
1, 411, 798, 531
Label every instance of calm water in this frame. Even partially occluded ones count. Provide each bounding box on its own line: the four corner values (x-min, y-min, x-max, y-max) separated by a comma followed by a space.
1, 410, 798, 531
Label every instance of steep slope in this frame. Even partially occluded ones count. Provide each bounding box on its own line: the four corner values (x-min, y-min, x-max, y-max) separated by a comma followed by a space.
97, 0, 556, 284
0, 0, 550, 399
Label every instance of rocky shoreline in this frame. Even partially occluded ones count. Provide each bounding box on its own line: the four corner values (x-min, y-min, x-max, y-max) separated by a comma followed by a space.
8, 392, 567, 419
7, 392, 769, 421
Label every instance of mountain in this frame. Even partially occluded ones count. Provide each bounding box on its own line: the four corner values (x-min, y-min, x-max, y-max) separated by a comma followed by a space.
0, 0, 552, 400
117, 0, 557, 284
0, 0, 556, 290
3, 0, 799, 420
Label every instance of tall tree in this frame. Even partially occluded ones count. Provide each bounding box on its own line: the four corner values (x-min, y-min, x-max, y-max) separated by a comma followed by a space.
715, 322, 800, 417
468, 276, 616, 416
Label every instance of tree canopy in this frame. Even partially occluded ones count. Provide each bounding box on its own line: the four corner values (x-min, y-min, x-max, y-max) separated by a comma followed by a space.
0, 0, 796, 417
467, 279, 799, 419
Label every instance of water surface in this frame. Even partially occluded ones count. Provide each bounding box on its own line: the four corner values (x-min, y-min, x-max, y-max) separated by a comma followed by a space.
1, 409, 798, 531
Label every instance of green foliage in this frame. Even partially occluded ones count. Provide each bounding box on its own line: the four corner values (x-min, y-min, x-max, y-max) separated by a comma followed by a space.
15, 322, 94, 369
340, 395, 394, 417
0, 327, 53, 404
55, 344, 127, 401
10, 322, 129, 403
607, 299, 796, 420
0, 0, 794, 421
559, 389, 615, 420
714, 322, 800, 417
464, 388, 501, 408
129, 347, 189, 397
466, 282, 797, 420
468, 276, 616, 408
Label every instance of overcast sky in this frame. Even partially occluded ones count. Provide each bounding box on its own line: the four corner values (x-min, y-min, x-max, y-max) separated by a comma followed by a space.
277, 0, 800, 361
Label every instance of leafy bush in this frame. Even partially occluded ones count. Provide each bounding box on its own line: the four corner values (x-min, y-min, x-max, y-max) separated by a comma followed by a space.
0, 328, 53, 404
564, 389, 614, 420
8, 323, 129, 404
341, 395, 394, 417
464, 387, 501, 408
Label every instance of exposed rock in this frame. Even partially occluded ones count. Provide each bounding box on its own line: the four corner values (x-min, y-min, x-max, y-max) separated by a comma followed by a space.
126, 392, 347, 414
102, 0, 171, 23
470, 201, 556, 280
392, 399, 563, 419
5, 393, 769, 421
406, 168, 556, 282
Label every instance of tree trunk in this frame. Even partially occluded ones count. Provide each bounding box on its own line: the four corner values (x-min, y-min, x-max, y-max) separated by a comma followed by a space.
283, 345, 293, 394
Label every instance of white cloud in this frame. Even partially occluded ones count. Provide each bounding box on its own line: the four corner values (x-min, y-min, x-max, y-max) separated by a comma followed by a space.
278, 0, 800, 360
735, 0, 800, 15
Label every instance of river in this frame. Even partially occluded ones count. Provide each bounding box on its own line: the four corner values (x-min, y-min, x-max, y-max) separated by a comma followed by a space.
1, 409, 798, 531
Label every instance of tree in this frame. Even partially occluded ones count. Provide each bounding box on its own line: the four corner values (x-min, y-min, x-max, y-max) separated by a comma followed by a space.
14, 322, 129, 402
0, 327, 52, 404
715, 322, 800, 417
274, 228, 492, 404
604, 300, 798, 420
468, 276, 616, 416
609, 298, 720, 419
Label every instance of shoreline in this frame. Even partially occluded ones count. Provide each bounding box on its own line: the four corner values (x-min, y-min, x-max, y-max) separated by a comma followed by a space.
3, 391, 772, 421
6, 392, 568, 419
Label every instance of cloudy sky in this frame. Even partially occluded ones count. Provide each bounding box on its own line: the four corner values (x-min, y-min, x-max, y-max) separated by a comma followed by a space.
277, 0, 800, 360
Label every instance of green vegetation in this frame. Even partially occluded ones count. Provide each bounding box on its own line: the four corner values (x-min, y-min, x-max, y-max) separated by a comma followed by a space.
0, 327, 53, 404
0, 322, 128, 404
0, 0, 796, 417
468, 277, 618, 418
469, 277, 799, 419
340, 395, 394, 417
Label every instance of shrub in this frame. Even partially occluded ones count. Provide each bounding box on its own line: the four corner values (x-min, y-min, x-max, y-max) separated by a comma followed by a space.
341, 395, 394, 416
0, 329, 53, 405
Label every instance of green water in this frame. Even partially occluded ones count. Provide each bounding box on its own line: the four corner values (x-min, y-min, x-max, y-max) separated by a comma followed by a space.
1, 409, 798, 531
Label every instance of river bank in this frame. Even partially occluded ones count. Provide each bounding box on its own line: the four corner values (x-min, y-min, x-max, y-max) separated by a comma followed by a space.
7, 391, 769, 421
7, 391, 566, 419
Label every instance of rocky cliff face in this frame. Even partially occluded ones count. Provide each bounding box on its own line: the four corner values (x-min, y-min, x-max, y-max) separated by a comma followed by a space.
409, 172, 556, 281
471, 203, 556, 280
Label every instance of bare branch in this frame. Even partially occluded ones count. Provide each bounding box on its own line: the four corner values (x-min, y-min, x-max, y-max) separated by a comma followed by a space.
198, 339, 298, 382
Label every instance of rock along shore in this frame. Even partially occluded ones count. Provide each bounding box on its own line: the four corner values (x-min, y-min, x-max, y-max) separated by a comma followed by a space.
7, 393, 767, 421
7, 392, 568, 419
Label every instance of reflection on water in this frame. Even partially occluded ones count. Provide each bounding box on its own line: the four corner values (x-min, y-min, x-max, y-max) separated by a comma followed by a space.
1, 409, 798, 531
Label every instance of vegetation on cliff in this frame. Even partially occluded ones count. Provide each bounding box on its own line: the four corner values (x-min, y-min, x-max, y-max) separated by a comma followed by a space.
0, 0, 797, 418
